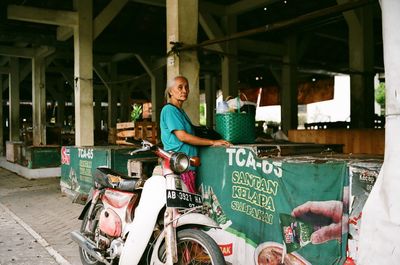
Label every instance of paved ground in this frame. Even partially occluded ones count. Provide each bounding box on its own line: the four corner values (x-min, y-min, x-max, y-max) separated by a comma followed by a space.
0, 168, 83, 265
0, 206, 58, 265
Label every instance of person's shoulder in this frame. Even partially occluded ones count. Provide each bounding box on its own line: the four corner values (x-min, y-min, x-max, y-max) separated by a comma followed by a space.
162, 104, 174, 110
162, 104, 179, 113
161, 104, 179, 117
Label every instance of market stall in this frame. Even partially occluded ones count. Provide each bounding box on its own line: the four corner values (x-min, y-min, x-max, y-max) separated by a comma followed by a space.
59, 141, 381, 264
60, 145, 157, 203
197, 146, 382, 265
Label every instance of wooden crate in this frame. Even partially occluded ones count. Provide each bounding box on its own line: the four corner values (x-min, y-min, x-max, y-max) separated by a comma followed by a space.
108, 128, 117, 144
288, 129, 385, 155
116, 121, 158, 144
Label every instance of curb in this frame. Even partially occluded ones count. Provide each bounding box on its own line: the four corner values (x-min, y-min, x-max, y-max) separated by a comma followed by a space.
0, 202, 71, 265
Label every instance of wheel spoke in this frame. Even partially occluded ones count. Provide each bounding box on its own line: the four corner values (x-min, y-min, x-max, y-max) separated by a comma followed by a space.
178, 240, 212, 265
158, 229, 224, 265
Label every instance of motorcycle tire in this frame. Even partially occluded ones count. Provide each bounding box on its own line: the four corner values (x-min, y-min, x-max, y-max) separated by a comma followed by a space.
79, 202, 107, 265
158, 228, 225, 265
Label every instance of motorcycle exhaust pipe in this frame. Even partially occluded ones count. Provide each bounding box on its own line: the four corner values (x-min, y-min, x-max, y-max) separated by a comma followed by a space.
71, 231, 111, 265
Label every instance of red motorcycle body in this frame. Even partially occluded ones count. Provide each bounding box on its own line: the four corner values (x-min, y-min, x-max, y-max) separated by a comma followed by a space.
99, 188, 137, 237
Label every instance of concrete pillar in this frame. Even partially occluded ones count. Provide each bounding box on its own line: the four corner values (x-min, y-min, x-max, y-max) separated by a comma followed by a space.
120, 85, 130, 122
9, 58, 20, 142
281, 35, 298, 134
57, 97, 66, 128
153, 67, 165, 123
135, 55, 165, 123
221, 15, 238, 99
166, 0, 200, 123
205, 73, 216, 128
107, 63, 118, 128
347, 6, 375, 128
94, 92, 102, 130
74, 0, 94, 146
56, 78, 66, 128
358, 1, 400, 264
32, 55, 47, 145
0, 75, 3, 155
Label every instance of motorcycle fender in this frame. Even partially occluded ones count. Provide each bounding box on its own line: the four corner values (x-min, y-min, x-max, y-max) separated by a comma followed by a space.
149, 213, 220, 265
78, 189, 95, 220
176, 213, 220, 229
119, 175, 166, 265
78, 199, 92, 220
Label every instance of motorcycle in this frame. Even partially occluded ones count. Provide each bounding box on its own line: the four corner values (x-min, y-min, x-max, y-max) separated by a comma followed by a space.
71, 139, 225, 265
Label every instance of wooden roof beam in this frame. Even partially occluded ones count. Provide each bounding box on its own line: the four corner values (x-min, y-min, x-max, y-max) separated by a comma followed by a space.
199, 6, 225, 52
0, 66, 10, 74
7, 5, 78, 27
0, 45, 36, 58
238, 39, 284, 56
130, 0, 165, 7
316, 32, 348, 43
199, 1, 226, 16
57, 0, 129, 41
130, 0, 225, 16
111, 53, 136, 62
226, 0, 280, 16
93, 62, 113, 92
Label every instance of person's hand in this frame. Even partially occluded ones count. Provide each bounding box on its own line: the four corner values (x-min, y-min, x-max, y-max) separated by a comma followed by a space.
211, 139, 231, 147
291, 200, 344, 244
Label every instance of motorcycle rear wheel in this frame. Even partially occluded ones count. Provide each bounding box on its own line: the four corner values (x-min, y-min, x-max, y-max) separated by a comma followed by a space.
159, 228, 225, 265
79, 202, 106, 265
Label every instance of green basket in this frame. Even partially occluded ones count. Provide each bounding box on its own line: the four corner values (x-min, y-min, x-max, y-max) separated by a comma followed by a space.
215, 112, 255, 144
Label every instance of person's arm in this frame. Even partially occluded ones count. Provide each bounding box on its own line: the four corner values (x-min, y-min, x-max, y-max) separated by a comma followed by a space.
174, 130, 231, 147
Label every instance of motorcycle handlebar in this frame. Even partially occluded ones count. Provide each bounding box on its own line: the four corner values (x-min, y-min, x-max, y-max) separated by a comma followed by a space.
129, 139, 201, 167
190, 157, 201, 167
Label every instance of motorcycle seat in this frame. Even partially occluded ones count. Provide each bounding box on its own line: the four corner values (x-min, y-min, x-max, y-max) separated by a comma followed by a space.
94, 167, 145, 192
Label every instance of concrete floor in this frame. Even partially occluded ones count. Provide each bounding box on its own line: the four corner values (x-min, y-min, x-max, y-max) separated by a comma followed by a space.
0, 168, 82, 265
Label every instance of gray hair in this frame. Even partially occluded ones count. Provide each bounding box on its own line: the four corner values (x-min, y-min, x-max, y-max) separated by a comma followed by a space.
164, 76, 188, 102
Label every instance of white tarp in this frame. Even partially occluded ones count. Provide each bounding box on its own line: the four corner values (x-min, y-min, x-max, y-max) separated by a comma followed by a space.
358, 1, 400, 264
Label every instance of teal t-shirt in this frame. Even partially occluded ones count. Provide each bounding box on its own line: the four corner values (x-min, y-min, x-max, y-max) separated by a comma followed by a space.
160, 104, 198, 158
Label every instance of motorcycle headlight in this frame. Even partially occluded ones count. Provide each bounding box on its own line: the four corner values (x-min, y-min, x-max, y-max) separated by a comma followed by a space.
170, 152, 190, 174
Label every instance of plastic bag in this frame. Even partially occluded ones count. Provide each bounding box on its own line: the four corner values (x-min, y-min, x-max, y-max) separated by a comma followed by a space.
216, 101, 229, 114
226, 97, 244, 111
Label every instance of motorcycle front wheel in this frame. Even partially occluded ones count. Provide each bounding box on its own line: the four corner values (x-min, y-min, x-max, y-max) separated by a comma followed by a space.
158, 228, 225, 265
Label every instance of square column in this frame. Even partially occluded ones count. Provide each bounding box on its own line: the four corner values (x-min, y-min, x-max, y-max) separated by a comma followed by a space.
32, 55, 47, 145
281, 35, 298, 133
9, 58, 20, 142
0, 75, 3, 154
358, 1, 400, 264
166, 0, 200, 123
348, 6, 375, 128
152, 67, 165, 123
107, 62, 118, 128
74, 0, 94, 146
221, 15, 238, 98
56, 78, 66, 128
94, 91, 102, 130
205, 73, 216, 128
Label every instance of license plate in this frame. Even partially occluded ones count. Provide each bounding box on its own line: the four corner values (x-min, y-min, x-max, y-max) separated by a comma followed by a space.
166, 189, 203, 209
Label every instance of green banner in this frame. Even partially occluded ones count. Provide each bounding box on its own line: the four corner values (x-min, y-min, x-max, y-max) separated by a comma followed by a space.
60, 146, 157, 203
198, 146, 348, 265
61, 146, 110, 197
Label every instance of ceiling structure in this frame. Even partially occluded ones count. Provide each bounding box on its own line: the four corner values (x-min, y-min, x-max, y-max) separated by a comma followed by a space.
0, 0, 382, 102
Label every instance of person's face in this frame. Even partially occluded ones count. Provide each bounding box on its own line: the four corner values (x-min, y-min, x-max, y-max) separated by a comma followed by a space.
170, 77, 189, 102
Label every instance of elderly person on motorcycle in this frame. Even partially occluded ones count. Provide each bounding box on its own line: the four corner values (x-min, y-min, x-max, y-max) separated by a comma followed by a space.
160, 76, 230, 193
